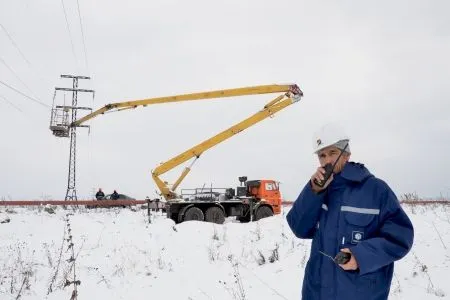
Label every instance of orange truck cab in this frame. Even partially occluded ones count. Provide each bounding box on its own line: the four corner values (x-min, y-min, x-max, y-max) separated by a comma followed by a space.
244, 179, 282, 215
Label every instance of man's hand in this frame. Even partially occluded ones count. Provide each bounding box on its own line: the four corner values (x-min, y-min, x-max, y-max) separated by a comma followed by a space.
310, 166, 334, 193
338, 248, 358, 271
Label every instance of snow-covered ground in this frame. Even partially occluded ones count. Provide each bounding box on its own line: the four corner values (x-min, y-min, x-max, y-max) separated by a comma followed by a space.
0, 203, 449, 300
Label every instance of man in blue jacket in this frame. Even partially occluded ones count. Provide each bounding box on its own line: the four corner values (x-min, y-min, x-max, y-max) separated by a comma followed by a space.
287, 123, 414, 300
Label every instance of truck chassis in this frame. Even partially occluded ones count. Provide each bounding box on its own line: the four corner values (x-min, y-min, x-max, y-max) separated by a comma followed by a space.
166, 198, 274, 224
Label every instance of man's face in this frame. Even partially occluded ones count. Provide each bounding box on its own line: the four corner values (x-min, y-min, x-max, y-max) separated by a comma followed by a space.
317, 146, 350, 173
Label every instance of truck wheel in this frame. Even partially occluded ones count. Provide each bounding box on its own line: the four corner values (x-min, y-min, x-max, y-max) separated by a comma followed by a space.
205, 206, 225, 224
183, 207, 204, 222
255, 206, 273, 221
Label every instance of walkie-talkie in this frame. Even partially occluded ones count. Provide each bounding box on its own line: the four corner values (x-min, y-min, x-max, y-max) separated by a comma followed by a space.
319, 250, 352, 265
313, 142, 349, 187
334, 251, 351, 264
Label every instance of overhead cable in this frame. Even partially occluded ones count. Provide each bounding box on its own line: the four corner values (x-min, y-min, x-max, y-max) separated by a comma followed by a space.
0, 23, 53, 91
0, 93, 23, 112
0, 56, 40, 100
76, 0, 89, 72
0, 79, 50, 109
60, 0, 78, 66
0, 23, 32, 66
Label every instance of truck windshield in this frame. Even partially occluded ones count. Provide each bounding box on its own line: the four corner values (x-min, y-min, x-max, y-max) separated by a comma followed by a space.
265, 182, 279, 191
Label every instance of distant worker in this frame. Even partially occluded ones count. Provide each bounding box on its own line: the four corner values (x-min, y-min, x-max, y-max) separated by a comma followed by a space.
111, 190, 120, 200
95, 188, 105, 200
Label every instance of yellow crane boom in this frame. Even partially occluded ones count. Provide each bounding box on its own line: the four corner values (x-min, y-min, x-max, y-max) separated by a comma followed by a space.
151, 84, 303, 200
70, 84, 299, 127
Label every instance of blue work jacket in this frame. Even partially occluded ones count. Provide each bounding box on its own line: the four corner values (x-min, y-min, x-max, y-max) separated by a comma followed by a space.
287, 162, 414, 300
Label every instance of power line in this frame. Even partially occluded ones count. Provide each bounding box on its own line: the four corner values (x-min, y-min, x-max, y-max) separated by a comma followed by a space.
0, 94, 23, 112
0, 55, 39, 100
0, 79, 50, 109
60, 0, 78, 67
0, 22, 53, 92
76, 0, 89, 72
0, 23, 32, 66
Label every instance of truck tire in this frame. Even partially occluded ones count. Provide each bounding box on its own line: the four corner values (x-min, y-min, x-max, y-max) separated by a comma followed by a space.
183, 207, 204, 222
255, 206, 273, 221
205, 206, 225, 224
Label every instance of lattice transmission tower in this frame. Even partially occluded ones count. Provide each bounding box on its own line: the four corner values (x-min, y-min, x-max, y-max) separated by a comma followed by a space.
49, 75, 94, 200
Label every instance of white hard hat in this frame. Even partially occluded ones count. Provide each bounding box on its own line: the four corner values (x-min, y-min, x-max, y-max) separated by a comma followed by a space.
312, 122, 350, 154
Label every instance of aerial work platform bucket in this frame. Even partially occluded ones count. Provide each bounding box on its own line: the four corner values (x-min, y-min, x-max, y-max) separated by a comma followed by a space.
49, 107, 70, 137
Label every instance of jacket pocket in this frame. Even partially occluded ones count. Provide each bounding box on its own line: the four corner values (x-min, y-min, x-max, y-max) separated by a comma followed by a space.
343, 213, 375, 244
345, 213, 374, 226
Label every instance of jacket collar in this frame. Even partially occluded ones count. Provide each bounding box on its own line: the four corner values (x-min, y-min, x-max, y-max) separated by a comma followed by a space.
339, 162, 372, 183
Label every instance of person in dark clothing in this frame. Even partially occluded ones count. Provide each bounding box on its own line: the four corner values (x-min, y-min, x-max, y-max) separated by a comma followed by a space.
95, 188, 105, 200
286, 123, 414, 300
111, 190, 120, 200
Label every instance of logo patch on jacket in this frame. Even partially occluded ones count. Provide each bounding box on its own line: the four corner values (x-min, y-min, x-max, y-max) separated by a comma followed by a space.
352, 231, 364, 243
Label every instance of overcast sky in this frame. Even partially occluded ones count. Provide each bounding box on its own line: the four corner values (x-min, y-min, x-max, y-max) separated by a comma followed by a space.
1, 0, 449, 201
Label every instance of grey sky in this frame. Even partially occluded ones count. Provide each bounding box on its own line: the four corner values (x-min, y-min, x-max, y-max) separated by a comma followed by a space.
1, 0, 449, 201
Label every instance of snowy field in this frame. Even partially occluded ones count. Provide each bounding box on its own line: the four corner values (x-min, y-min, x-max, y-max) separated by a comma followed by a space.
0, 203, 449, 300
